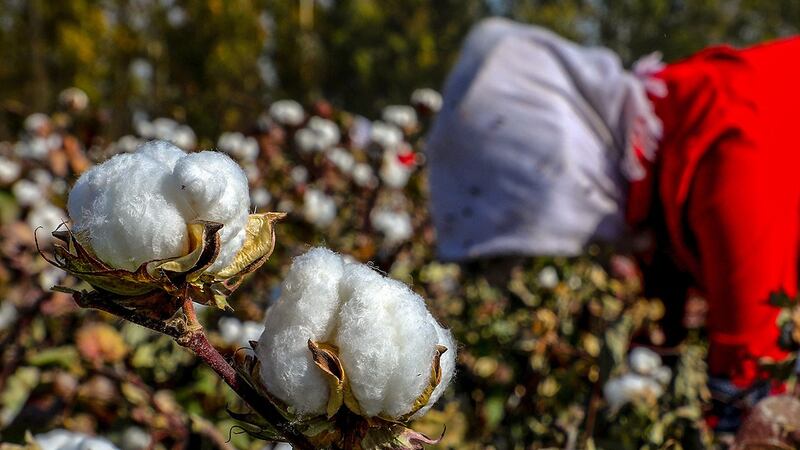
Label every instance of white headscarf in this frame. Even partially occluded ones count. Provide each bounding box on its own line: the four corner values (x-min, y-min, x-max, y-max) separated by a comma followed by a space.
426, 18, 663, 261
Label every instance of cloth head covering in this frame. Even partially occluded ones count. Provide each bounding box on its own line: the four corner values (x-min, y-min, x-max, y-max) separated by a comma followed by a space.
426, 18, 662, 261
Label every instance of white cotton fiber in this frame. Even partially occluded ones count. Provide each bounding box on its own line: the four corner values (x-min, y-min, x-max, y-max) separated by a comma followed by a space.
67, 140, 250, 272
35, 429, 119, 450
410, 88, 443, 112
269, 100, 305, 126
257, 247, 456, 419
382, 105, 418, 130
303, 189, 336, 228
27, 202, 66, 243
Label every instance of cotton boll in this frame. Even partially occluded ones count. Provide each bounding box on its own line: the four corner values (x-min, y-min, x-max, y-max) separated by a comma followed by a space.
0, 301, 18, 332
294, 128, 319, 154
218, 317, 244, 345
35, 429, 119, 450
290, 166, 309, 185
219, 133, 259, 162
0, 156, 21, 185
269, 100, 305, 126
303, 189, 336, 228
39, 266, 65, 291
370, 121, 403, 150
654, 366, 672, 385
411, 319, 457, 419
12, 179, 45, 207
307, 117, 340, 150
30, 168, 53, 188
152, 117, 178, 141
258, 248, 346, 414
257, 248, 456, 420
59, 87, 89, 112
172, 151, 249, 270
336, 263, 439, 418
251, 187, 272, 209
134, 119, 155, 139
121, 426, 150, 450
370, 209, 412, 246
326, 147, 355, 174
382, 105, 418, 130
67, 152, 189, 271
537, 266, 559, 289
137, 139, 185, 170
115, 135, 141, 154
24, 113, 50, 135
218, 132, 245, 154
410, 88, 443, 113
27, 202, 66, 242
379, 151, 412, 189
352, 163, 376, 188
628, 347, 662, 376
240, 321, 265, 345
603, 373, 664, 412
171, 125, 196, 150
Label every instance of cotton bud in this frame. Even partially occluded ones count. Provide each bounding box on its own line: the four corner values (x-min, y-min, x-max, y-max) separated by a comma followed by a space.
370, 121, 403, 150
0, 156, 21, 185
410, 88, 442, 113
251, 187, 272, 209
66, 140, 249, 272
603, 373, 664, 412
382, 105, 418, 131
537, 266, 559, 289
628, 347, 662, 376
326, 147, 355, 174
303, 189, 336, 228
256, 248, 456, 420
34, 429, 119, 450
13, 179, 45, 207
371, 209, 413, 246
269, 100, 305, 126
352, 163, 377, 188
379, 150, 413, 188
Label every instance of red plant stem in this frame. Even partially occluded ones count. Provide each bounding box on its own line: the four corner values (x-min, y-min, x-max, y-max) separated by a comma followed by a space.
75, 291, 314, 449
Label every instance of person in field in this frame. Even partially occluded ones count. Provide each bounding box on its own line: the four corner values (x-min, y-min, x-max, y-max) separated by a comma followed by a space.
426, 17, 800, 429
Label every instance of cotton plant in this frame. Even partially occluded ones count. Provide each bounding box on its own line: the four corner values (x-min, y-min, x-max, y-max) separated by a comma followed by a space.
233, 248, 455, 448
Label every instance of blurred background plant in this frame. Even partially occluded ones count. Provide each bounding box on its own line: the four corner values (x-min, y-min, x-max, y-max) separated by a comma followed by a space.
2, 1, 800, 449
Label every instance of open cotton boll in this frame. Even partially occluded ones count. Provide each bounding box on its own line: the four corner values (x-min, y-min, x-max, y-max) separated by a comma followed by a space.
0, 156, 21, 185
35, 429, 119, 450
12, 179, 45, 207
27, 203, 66, 243
370, 121, 403, 150
379, 151, 412, 188
0, 301, 18, 332
290, 166, 309, 185
251, 187, 272, 209
67, 140, 250, 272
537, 266, 559, 289
303, 189, 337, 228
382, 105, 418, 130
326, 147, 355, 174
257, 248, 456, 419
25, 113, 51, 135
603, 373, 664, 412
352, 163, 376, 188
171, 124, 196, 150
628, 347, 662, 376
370, 209, 412, 246
410, 88, 443, 113
259, 248, 346, 414
307, 117, 340, 149
269, 100, 305, 126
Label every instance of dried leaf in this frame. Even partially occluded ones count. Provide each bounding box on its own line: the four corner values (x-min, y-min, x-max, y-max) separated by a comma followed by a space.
400, 345, 447, 421
308, 340, 347, 418
215, 212, 285, 280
